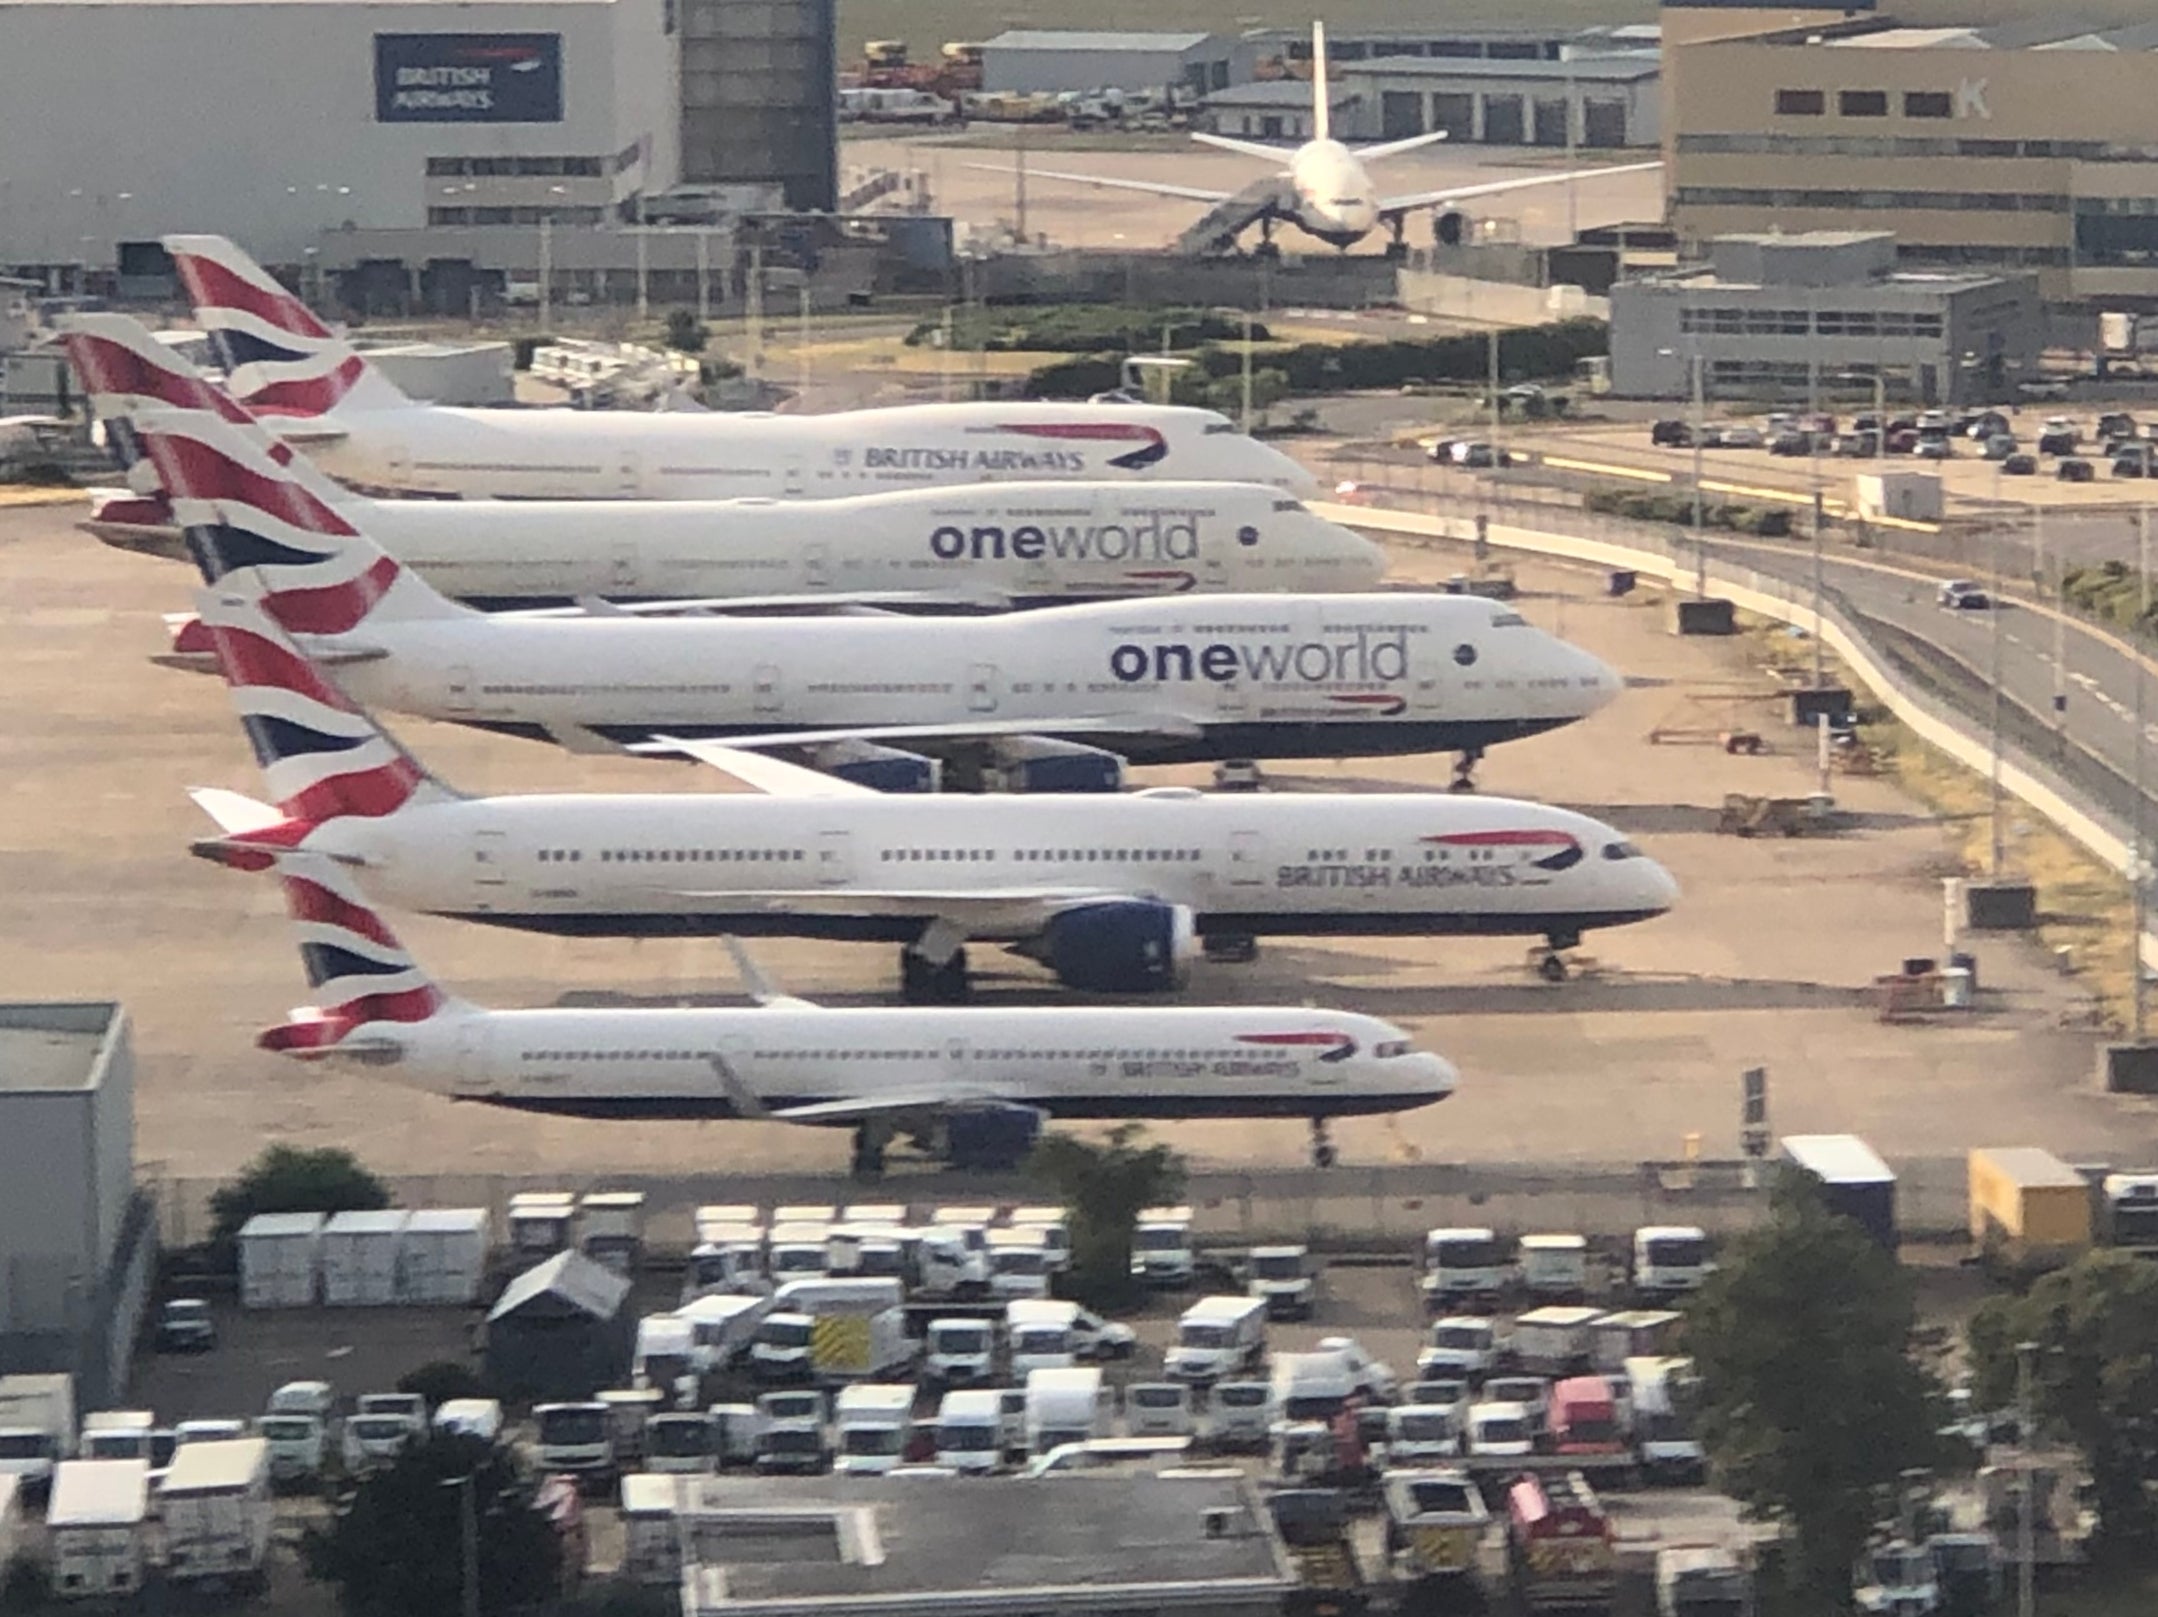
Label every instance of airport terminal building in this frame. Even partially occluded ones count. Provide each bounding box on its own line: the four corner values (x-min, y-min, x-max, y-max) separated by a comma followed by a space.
1665, 0, 2158, 306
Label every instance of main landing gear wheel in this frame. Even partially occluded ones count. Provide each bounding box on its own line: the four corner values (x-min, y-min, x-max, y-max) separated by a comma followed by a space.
900, 947, 971, 1005
1537, 952, 1570, 984
1450, 747, 1484, 793
1310, 1119, 1338, 1169
850, 1122, 890, 1180
1202, 933, 1259, 965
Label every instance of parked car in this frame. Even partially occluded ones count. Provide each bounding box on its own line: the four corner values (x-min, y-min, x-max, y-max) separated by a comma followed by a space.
2115, 447, 2155, 478
1937, 580, 1992, 611
1915, 437, 1954, 461
1885, 429, 1920, 455
1981, 434, 2018, 461
1965, 411, 2011, 441
1450, 441, 1515, 469
2003, 453, 2039, 476
157, 1299, 215, 1353
1710, 425, 1764, 449
2098, 412, 2138, 442
2058, 458, 2095, 483
1768, 431, 1813, 457
1650, 419, 1691, 447
2037, 429, 2080, 457
1836, 431, 1880, 459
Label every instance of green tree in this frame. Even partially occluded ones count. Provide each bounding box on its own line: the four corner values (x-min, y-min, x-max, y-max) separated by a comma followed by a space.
663, 308, 709, 355
303, 1434, 561, 1617
397, 1360, 491, 1411
1686, 1174, 1942, 1598
1968, 1249, 2158, 1558
209, 1143, 389, 1252
1028, 1124, 1184, 1312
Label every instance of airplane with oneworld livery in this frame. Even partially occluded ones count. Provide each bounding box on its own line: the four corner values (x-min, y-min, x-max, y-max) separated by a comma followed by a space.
138, 404, 1620, 793
62, 311, 1380, 609
248, 851, 1457, 1170
157, 234, 1316, 501
186, 588, 1679, 1000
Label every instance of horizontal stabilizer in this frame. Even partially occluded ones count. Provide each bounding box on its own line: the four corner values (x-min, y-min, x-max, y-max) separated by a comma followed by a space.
1190, 131, 1298, 161
186, 785, 285, 835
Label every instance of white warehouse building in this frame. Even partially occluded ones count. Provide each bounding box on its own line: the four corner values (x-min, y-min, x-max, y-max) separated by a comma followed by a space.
0, 0, 678, 274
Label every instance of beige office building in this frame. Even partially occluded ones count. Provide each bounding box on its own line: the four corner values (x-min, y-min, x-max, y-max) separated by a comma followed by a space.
1664, 1, 2158, 304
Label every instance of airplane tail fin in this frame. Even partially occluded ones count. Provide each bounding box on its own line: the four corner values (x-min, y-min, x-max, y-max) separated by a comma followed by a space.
195, 584, 456, 832
260, 852, 452, 1058
160, 235, 410, 418
1311, 21, 1330, 144
132, 406, 472, 629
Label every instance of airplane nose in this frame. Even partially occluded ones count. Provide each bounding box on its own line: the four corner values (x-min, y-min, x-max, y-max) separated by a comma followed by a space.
1574, 646, 1624, 715
1411, 1052, 1458, 1103
1641, 857, 1682, 916
1267, 445, 1321, 495
1335, 528, 1388, 588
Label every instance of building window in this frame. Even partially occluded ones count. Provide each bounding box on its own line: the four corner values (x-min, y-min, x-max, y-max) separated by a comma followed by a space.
1905, 91, 1952, 119
1839, 90, 1889, 118
1774, 89, 1825, 116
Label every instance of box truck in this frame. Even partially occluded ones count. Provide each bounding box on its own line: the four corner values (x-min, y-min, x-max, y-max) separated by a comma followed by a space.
159, 1438, 272, 1586
1969, 1148, 2092, 1269
1782, 1135, 1896, 1249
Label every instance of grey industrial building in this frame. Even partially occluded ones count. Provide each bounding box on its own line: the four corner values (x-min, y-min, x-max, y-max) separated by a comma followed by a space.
1201, 80, 1356, 144
1328, 56, 1662, 148
0, 1005, 155, 1407
483, 1250, 633, 1402
679, 0, 836, 213
1275, 22, 1660, 67
980, 30, 1258, 97
1609, 230, 2045, 404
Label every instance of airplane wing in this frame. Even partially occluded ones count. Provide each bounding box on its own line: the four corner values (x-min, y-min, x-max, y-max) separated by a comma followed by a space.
672, 886, 1125, 917
1379, 159, 1662, 217
648, 736, 881, 798
721, 937, 819, 1009
630, 712, 1202, 755
766, 1091, 1039, 1123
1189, 132, 1297, 162
967, 163, 1233, 204
500, 586, 1013, 619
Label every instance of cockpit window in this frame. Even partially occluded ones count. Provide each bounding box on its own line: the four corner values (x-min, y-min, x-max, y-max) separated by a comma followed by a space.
1375, 1039, 1412, 1058
1602, 841, 1644, 860
1490, 611, 1528, 627
1204, 422, 1236, 435
1330, 197, 1360, 207
1272, 499, 1306, 513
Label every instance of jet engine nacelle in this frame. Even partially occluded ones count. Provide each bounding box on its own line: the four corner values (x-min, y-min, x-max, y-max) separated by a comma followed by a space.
1039, 900, 1196, 994
983, 735, 1126, 794
1434, 210, 1469, 248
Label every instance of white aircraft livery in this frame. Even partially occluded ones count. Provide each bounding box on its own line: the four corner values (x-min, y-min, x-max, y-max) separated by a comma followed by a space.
64, 309, 1381, 608
159, 234, 1315, 499
997, 22, 1661, 256
254, 852, 1457, 1166
189, 590, 1678, 999
142, 408, 1620, 783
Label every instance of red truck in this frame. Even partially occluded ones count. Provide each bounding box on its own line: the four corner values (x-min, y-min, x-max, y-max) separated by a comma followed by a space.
1547, 1376, 1625, 1458
1507, 1471, 1617, 1611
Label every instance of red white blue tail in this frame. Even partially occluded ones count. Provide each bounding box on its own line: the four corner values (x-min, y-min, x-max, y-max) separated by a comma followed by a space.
134, 408, 468, 631
195, 585, 451, 834
161, 235, 410, 418
260, 854, 449, 1057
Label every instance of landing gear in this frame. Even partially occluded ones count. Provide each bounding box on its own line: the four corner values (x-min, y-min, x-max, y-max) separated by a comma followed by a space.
1310, 1118, 1338, 1169
850, 1121, 890, 1180
1535, 929, 1583, 984
900, 947, 971, 1005
1383, 216, 1408, 262
1202, 932, 1259, 964
1254, 220, 1281, 262
1449, 747, 1484, 793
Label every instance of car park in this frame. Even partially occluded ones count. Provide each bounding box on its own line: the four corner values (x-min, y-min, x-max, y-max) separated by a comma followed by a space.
2003, 453, 2039, 476
2059, 458, 2095, 483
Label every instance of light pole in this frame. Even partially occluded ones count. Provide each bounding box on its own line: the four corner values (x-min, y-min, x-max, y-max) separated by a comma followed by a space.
1657, 347, 1709, 595
2138, 503, 2150, 1042
2016, 1341, 2038, 1617
1210, 305, 1256, 432
441, 1473, 480, 1617
1990, 461, 2007, 877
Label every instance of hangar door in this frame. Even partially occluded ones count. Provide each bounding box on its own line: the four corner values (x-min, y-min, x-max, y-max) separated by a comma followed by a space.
1583, 99, 1628, 148
1481, 95, 1524, 145
1380, 90, 1426, 141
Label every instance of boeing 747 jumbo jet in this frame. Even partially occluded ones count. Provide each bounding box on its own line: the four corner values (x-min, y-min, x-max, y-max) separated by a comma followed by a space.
158, 234, 1315, 499
188, 590, 1678, 998
252, 853, 1456, 1168
140, 409, 1619, 790
999, 23, 1661, 257
60, 315, 1381, 608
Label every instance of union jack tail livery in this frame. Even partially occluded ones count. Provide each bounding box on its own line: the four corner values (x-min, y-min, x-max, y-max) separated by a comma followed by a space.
260, 853, 452, 1057
133, 407, 469, 632
194, 586, 453, 842
161, 234, 410, 418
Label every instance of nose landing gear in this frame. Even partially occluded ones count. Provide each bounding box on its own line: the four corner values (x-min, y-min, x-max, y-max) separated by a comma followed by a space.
1449, 747, 1484, 793
900, 946, 971, 1004
1534, 928, 1583, 983
1310, 1118, 1338, 1169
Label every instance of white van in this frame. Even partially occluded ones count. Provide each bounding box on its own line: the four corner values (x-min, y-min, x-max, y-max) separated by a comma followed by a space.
1124, 1383, 1194, 1438
934, 1389, 1005, 1474
341, 1410, 420, 1474
677, 1292, 771, 1377
1465, 1401, 1535, 1459
644, 1411, 717, 1475
1419, 1317, 1498, 1381
924, 1317, 997, 1388
1247, 1246, 1316, 1319
1024, 1367, 1113, 1456
766, 1222, 834, 1282
1132, 1206, 1196, 1287
1005, 1206, 1071, 1272
833, 1384, 915, 1476
1519, 1233, 1590, 1299
984, 1228, 1052, 1300
1380, 1405, 1460, 1469
1267, 1352, 1356, 1429
431, 1400, 503, 1443
1165, 1295, 1267, 1385
1628, 1355, 1705, 1482
1007, 1299, 1081, 1377
1631, 1226, 1714, 1299
80, 1412, 154, 1463
634, 1315, 698, 1404
1421, 1228, 1513, 1308
1206, 1381, 1273, 1448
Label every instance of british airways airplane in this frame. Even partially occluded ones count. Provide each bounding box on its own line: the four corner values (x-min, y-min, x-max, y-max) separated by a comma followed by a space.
1003, 23, 1661, 257
139, 406, 1619, 789
63, 315, 1379, 608
253, 852, 1456, 1169
187, 589, 1678, 1000
158, 234, 1315, 499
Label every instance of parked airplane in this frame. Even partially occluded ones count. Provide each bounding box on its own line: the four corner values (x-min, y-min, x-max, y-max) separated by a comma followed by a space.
252, 852, 1457, 1168
998, 23, 1661, 256
140, 408, 1619, 789
60, 314, 1382, 607
159, 234, 1316, 499
188, 589, 1678, 998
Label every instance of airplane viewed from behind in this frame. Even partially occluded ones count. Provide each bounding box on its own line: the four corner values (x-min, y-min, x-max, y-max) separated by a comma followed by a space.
60, 314, 1382, 609
187, 588, 1678, 999
139, 404, 1620, 788
253, 852, 1457, 1169
159, 233, 1317, 499
996, 23, 1662, 256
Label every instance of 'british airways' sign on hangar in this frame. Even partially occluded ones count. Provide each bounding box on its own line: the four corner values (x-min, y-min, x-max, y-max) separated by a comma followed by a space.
375, 34, 564, 123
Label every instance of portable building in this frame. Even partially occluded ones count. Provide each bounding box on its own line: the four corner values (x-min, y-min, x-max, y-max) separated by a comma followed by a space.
508, 1192, 577, 1257
1781, 1134, 1897, 1249
159, 1438, 272, 1583
237, 1212, 324, 1309
484, 1250, 634, 1402
320, 1210, 408, 1307
401, 1208, 489, 1305
46, 1459, 150, 1598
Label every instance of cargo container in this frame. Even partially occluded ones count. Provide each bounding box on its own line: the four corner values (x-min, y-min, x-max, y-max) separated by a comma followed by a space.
46, 1460, 151, 1598
1512, 1306, 1603, 1375
237, 1212, 324, 1309
1781, 1135, 1897, 1249
579, 1191, 647, 1273
507, 1192, 576, 1257
319, 1210, 408, 1307
401, 1208, 489, 1305
1969, 1148, 2092, 1268
159, 1438, 272, 1585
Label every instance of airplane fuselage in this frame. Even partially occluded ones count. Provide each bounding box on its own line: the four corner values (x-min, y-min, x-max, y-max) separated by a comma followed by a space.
316, 592, 1619, 761
1286, 140, 1383, 247
324, 1003, 1455, 1123
289, 790, 1678, 946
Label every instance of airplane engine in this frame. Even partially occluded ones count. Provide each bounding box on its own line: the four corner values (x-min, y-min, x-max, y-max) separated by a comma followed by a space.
1039, 900, 1196, 994
1434, 210, 1469, 248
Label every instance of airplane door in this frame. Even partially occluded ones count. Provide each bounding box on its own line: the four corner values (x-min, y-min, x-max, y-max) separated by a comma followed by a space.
385, 441, 414, 491
609, 541, 637, 591
816, 830, 853, 885
805, 542, 833, 588
616, 449, 643, 497
945, 1037, 969, 1080
450, 1018, 494, 1098
472, 829, 511, 900
783, 460, 807, 497
753, 663, 782, 715
444, 664, 476, 717
1228, 830, 1265, 887
968, 664, 998, 714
